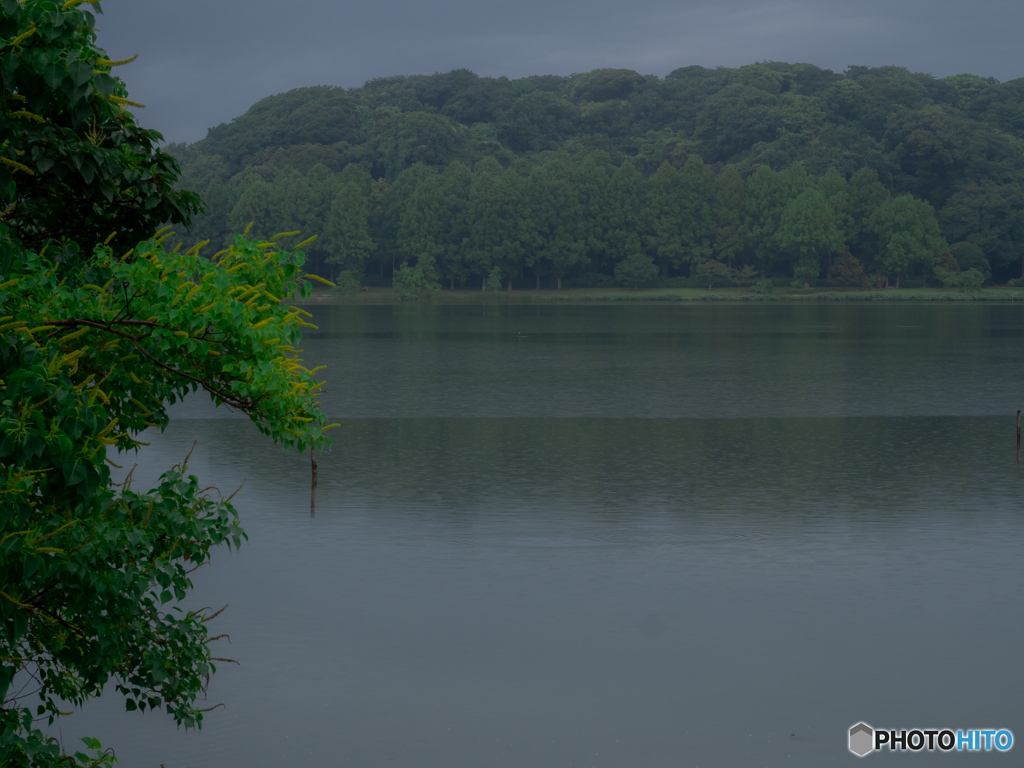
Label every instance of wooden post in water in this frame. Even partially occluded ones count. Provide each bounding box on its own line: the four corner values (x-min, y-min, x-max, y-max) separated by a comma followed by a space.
310, 447, 318, 516
1017, 410, 1021, 450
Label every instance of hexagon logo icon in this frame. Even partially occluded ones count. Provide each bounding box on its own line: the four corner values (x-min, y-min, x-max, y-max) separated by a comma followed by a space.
849, 723, 874, 757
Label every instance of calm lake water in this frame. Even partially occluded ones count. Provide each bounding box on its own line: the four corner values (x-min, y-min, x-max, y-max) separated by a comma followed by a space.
64, 303, 1024, 766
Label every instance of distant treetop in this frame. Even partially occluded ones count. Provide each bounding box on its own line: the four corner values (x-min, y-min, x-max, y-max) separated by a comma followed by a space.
169, 61, 1024, 282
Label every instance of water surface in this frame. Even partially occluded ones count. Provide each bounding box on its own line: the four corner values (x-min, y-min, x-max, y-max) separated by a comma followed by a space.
64, 304, 1024, 766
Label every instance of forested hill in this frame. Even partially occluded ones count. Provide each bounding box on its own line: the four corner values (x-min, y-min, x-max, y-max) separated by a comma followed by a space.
168, 63, 1024, 286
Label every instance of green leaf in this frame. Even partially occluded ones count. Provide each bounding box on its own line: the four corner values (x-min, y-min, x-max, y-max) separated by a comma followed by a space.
41, 61, 64, 89
63, 459, 86, 486
71, 81, 93, 106
93, 72, 115, 99
11, 610, 27, 642
0, 51, 18, 90
67, 60, 92, 86
1, 0, 19, 15
0, 666, 15, 701
125, 699, 137, 712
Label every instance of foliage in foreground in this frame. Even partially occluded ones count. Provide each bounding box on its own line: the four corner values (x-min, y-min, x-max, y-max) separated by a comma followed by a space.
0, 230, 332, 764
1, 2, 335, 763
0, 0, 201, 252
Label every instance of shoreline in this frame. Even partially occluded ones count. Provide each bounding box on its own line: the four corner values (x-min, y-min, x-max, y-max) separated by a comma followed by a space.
300, 286, 1024, 305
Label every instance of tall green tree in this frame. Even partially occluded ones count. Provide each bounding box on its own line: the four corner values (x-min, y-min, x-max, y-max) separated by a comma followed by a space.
745, 166, 787, 275
324, 165, 376, 280
367, 178, 395, 279
499, 165, 531, 286
228, 174, 279, 240
714, 165, 748, 269
644, 162, 684, 276
228, 165, 339, 275
572, 153, 613, 273
818, 166, 847, 198
438, 160, 472, 288
274, 165, 340, 274
615, 236, 659, 288
468, 157, 523, 289
845, 167, 890, 268
778, 189, 844, 282
606, 162, 646, 267
394, 163, 444, 281
818, 167, 853, 253
677, 155, 716, 275
948, 240, 991, 281
870, 194, 948, 286
938, 182, 1024, 276
525, 155, 585, 289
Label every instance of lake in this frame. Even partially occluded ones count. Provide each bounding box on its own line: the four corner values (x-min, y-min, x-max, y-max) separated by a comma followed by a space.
65, 303, 1024, 766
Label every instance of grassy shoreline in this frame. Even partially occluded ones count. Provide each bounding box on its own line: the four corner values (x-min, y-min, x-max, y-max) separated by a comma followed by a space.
301, 286, 1024, 305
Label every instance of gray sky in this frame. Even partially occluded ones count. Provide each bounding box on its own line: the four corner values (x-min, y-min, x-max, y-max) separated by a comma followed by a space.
95, 0, 1022, 145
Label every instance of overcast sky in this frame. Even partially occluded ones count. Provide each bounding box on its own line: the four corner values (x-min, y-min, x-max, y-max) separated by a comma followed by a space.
95, 0, 1021, 145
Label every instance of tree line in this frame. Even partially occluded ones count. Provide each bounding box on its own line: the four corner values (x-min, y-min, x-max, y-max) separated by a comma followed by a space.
169, 62, 1024, 283
182, 152, 979, 291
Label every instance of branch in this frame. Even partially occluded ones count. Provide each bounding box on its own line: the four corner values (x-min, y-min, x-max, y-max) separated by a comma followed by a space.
44, 318, 256, 412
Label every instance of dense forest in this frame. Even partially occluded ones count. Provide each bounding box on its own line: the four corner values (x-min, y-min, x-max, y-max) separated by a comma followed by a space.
168, 62, 1024, 287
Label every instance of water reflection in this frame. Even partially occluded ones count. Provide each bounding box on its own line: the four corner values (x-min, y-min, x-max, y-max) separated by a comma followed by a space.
63, 305, 1024, 768
173, 302, 1024, 420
